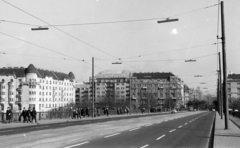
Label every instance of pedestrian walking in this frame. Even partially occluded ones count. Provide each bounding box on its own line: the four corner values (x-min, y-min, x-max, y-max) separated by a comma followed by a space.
18, 110, 22, 122
22, 107, 27, 123
97, 107, 100, 116
75, 108, 79, 119
77, 108, 81, 119
27, 107, 32, 123
86, 107, 89, 117
73, 109, 76, 119
6, 107, 12, 124
81, 108, 85, 117
31, 107, 37, 123
105, 107, 109, 117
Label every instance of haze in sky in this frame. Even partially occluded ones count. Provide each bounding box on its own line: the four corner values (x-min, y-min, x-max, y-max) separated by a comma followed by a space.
1, 0, 240, 95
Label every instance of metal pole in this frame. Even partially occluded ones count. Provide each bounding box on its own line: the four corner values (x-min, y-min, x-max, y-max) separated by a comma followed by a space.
129, 73, 132, 115
169, 77, 171, 111
219, 52, 223, 119
221, 1, 229, 129
92, 57, 95, 118
148, 89, 150, 114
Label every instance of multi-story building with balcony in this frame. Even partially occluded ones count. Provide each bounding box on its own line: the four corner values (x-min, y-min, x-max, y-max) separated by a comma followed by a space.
89, 70, 131, 108
0, 64, 76, 112
131, 72, 183, 110
75, 82, 90, 108
227, 73, 240, 100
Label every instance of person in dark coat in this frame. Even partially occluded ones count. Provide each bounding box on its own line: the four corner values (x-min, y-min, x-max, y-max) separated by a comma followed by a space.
105, 107, 109, 117
73, 109, 76, 119
27, 107, 32, 123
22, 107, 27, 123
75, 108, 79, 119
31, 107, 37, 123
6, 107, 12, 124
77, 108, 82, 119
81, 108, 85, 117
85, 107, 89, 117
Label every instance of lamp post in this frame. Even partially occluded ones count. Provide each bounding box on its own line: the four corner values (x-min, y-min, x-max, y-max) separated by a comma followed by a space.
92, 57, 95, 118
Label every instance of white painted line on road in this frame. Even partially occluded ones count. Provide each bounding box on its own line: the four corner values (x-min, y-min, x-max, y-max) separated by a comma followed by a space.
104, 133, 120, 138
156, 135, 165, 140
145, 124, 152, 127
0, 130, 13, 133
185, 123, 188, 125
64, 141, 89, 148
169, 129, 176, 133
140, 144, 149, 148
32, 126, 49, 128
189, 121, 192, 123
129, 128, 140, 131
178, 125, 182, 128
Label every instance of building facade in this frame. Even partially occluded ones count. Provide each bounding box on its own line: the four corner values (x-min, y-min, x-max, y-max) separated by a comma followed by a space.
131, 72, 184, 110
75, 82, 90, 108
227, 74, 240, 99
0, 64, 76, 112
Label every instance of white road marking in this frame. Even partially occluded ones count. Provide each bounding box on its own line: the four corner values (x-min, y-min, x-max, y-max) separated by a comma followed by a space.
169, 129, 176, 132
60, 124, 66, 125
64, 141, 89, 148
189, 121, 192, 123
178, 125, 182, 128
140, 144, 149, 148
129, 128, 140, 131
32, 126, 49, 128
0, 130, 13, 133
156, 135, 165, 140
145, 124, 152, 127
104, 133, 120, 138
185, 123, 188, 125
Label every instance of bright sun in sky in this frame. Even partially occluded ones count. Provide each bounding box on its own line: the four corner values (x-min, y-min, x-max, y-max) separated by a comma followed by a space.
171, 28, 178, 35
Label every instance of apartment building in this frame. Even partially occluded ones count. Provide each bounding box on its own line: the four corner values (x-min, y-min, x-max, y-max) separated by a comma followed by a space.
227, 73, 240, 99
0, 64, 76, 112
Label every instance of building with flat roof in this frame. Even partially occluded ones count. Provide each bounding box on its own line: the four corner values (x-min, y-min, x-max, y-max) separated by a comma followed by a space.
0, 64, 76, 112
227, 73, 240, 99
131, 72, 184, 110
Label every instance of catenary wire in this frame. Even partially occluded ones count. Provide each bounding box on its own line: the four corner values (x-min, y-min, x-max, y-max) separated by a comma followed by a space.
0, 31, 107, 70
2, 0, 141, 72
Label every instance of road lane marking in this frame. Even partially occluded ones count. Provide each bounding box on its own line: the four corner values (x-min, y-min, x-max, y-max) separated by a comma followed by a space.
104, 133, 120, 138
0, 130, 13, 133
32, 126, 49, 128
60, 124, 66, 125
185, 123, 188, 125
178, 125, 182, 128
140, 144, 149, 148
129, 128, 140, 131
169, 129, 176, 132
64, 141, 89, 148
156, 135, 165, 140
189, 121, 192, 123
145, 124, 152, 127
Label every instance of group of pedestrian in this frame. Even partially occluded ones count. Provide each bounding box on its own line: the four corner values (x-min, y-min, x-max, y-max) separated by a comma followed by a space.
117, 107, 129, 115
70, 107, 90, 119
19, 107, 37, 123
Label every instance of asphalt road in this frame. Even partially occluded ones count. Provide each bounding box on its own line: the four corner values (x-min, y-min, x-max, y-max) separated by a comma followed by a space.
0, 112, 171, 136
63, 112, 215, 148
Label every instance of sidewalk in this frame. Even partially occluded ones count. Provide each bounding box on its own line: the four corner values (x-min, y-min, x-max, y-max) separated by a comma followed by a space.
214, 112, 240, 148
0, 112, 169, 129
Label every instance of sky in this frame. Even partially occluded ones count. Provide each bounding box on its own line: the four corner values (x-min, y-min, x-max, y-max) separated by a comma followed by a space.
1, 0, 240, 96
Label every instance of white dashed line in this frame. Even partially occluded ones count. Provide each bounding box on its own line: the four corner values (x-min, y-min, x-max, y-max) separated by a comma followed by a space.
140, 144, 149, 148
0, 130, 13, 133
189, 121, 192, 123
185, 123, 188, 125
156, 135, 165, 140
129, 128, 140, 131
178, 125, 182, 128
104, 133, 120, 138
60, 124, 66, 125
64, 141, 89, 148
169, 129, 176, 132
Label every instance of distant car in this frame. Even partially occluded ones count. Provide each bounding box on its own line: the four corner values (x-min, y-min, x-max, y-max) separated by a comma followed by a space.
171, 109, 177, 113
234, 109, 238, 112
212, 109, 216, 111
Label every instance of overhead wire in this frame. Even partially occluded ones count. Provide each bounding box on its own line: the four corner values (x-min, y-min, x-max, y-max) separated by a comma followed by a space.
2, 0, 141, 72
0, 31, 107, 70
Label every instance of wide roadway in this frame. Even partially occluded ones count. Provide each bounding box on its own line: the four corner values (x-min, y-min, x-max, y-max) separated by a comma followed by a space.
63, 112, 215, 148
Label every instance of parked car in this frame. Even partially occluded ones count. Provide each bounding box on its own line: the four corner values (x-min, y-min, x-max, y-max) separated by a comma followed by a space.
171, 109, 177, 113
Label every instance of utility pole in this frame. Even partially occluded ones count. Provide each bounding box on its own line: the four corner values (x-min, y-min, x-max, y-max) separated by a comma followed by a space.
220, 1, 229, 129
219, 52, 223, 119
169, 77, 171, 111
92, 57, 95, 118
129, 73, 132, 115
